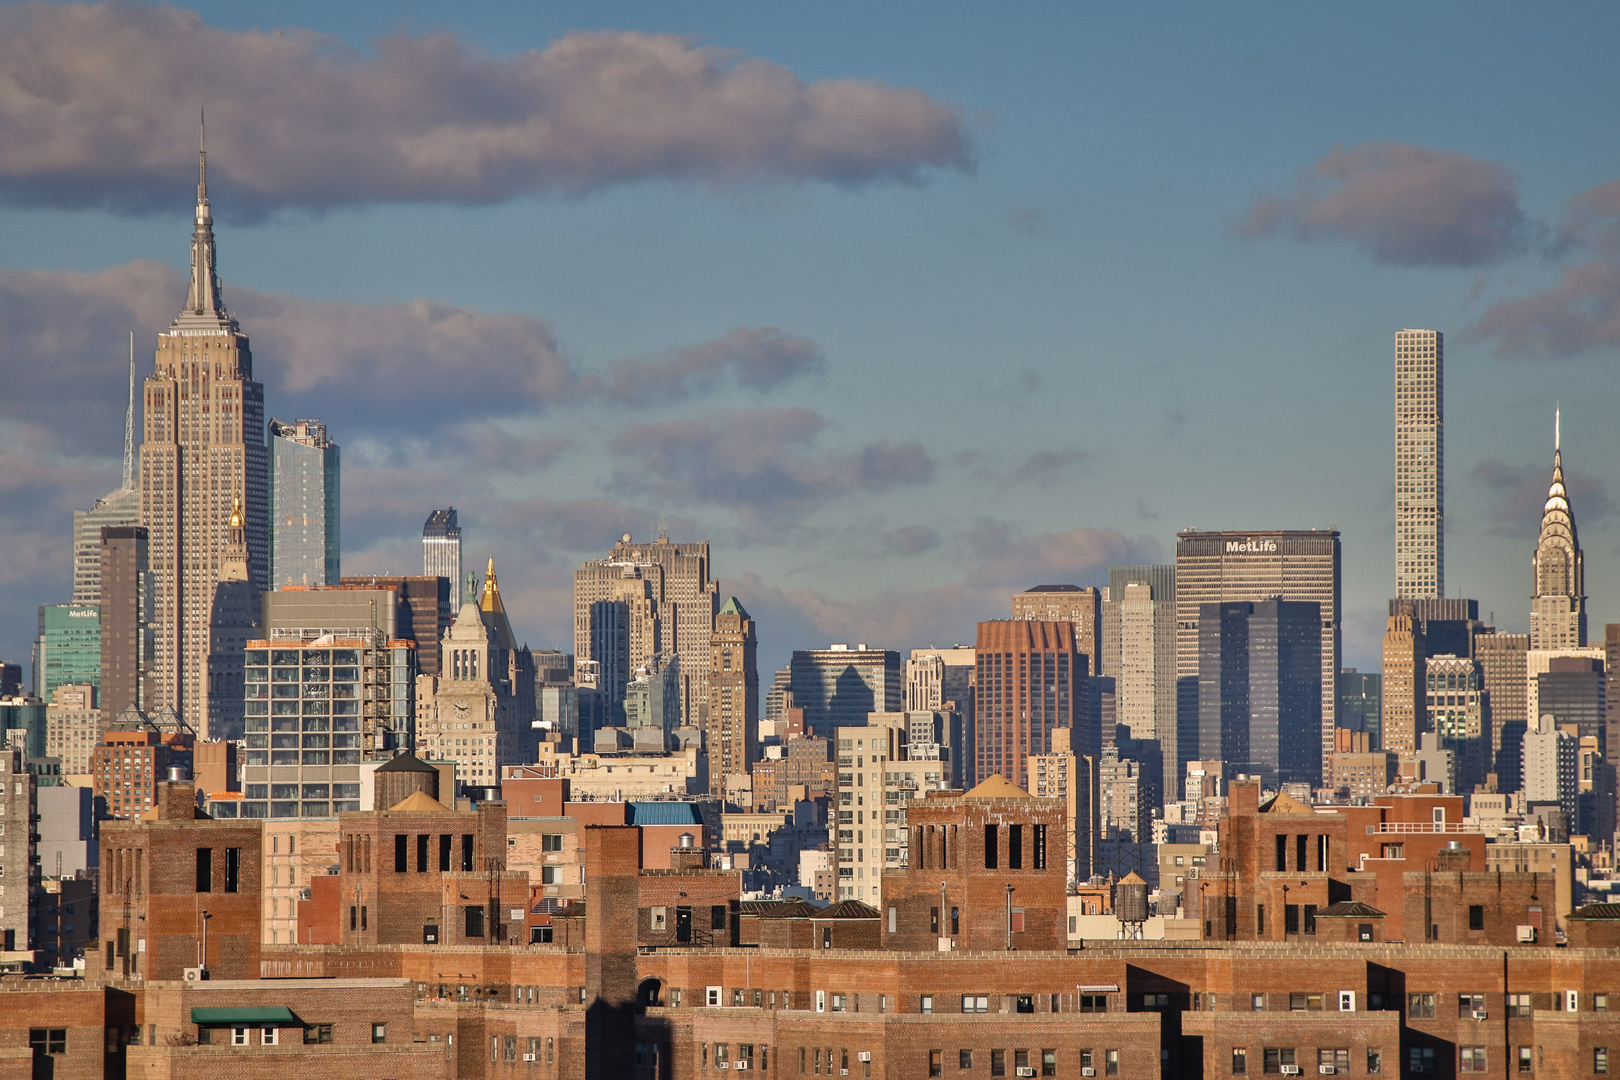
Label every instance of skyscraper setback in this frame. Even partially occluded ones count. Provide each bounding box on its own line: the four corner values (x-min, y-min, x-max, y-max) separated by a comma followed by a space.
422, 508, 462, 594
138, 131, 269, 737
1394, 329, 1443, 599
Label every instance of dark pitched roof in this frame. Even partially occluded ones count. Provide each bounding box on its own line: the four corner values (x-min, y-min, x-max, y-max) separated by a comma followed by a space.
761, 900, 825, 919
817, 900, 881, 920
1572, 903, 1620, 921
376, 751, 437, 774
1316, 901, 1386, 918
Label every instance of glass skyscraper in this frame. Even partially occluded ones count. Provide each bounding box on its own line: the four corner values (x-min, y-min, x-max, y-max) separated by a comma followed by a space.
269, 418, 340, 588
34, 604, 102, 703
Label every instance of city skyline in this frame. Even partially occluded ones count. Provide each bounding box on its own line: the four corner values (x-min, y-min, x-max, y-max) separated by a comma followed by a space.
3, 4, 1620, 684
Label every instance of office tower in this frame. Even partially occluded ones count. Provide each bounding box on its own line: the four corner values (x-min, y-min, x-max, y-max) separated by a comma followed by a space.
573, 534, 718, 725
1531, 412, 1587, 649
1538, 657, 1605, 749
202, 502, 261, 740
45, 684, 103, 776
588, 599, 634, 726
1381, 611, 1426, 753
1426, 654, 1486, 794
905, 647, 975, 783
238, 633, 417, 821
1103, 580, 1177, 796
1477, 631, 1530, 790
33, 604, 101, 703
1196, 599, 1322, 789
763, 667, 792, 728
1394, 329, 1444, 599
789, 645, 903, 739
0, 748, 37, 952
973, 621, 1085, 791
98, 526, 151, 718
704, 597, 758, 795
1523, 713, 1579, 827
1387, 597, 1486, 659
1176, 531, 1340, 791
340, 575, 453, 677
1337, 669, 1382, 746
139, 136, 269, 737
1012, 585, 1101, 675
622, 656, 681, 749
268, 418, 340, 588
71, 339, 141, 606
0, 665, 20, 698
1608, 625, 1620, 790
422, 508, 462, 588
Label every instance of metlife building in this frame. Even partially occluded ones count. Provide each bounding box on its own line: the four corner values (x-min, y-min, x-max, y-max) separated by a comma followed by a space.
1174, 530, 1340, 794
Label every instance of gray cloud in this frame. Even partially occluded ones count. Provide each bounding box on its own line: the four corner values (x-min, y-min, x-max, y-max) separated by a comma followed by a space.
963, 518, 1164, 587
1005, 446, 1087, 487
1471, 258, 1620, 356
0, 3, 971, 214
885, 525, 942, 557
1239, 142, 1531, 267
608, 408, 936, 521
602, 328, 824, 406
1472, 458, 1614, 539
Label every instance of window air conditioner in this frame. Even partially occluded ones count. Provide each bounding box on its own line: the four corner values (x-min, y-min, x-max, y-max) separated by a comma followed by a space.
1516, 925, 1536, 942
857, 1053, 871, 1062
734, 1062, 749, 1071
1082, 1070, 1096, 1077
1017, 1068, 1037, 1077
1318, 1068, 1336, 1076
1281, 1067, 1301, 1076
522, 1054, 537, 1062
1472, 1009, 1488, 1021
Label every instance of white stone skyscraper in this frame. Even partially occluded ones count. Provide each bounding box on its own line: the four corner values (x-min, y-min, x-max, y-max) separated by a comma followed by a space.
1395, 329, 1443, 599
1530, 409, 1586, 649
138, 126, 269, 737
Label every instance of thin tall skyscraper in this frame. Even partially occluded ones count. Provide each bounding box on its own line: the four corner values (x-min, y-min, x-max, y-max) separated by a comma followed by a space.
138, 127, 269, 737
422, 507, 461, 590
1394, 329, 1443, 599
71, 333, 141, 605
1531, 409, 1586, 649
269, 418, 340, 588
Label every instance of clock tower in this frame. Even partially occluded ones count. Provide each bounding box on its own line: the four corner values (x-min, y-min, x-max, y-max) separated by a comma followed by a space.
419, 601, 513, 794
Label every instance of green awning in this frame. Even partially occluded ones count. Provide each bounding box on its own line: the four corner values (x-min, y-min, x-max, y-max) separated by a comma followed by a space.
190, 1007, 299, 1026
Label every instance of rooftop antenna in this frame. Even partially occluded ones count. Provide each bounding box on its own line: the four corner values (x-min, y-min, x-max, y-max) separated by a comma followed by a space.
1555, 402, 1561, 452
123, 330, 135, 491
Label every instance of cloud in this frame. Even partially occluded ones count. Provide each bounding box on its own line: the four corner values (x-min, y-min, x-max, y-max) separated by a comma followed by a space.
608, 407, 936, 521
601, 328, 824, 406
964, 518, 1164, 587
1005, 446, 1087, 487
1239, 142, 1531, 266
1471, 258, 1620, 356
1472, 458, 1614, 539
885, 525, 942, 556
0, 2, 972, 214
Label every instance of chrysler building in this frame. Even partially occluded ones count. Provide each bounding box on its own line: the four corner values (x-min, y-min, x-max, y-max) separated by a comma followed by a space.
1530, 409, 1586, 650
139, 125, 269, 737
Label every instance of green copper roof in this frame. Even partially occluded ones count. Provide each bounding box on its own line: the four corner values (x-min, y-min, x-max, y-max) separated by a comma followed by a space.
191, 1006, 299, 1025
719, 596, 749, 618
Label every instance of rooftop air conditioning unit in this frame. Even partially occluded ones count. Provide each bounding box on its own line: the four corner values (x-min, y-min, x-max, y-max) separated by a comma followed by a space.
522, 1054, 537, 1062
1516, 925, 1537, 943
181, 967, 207, 982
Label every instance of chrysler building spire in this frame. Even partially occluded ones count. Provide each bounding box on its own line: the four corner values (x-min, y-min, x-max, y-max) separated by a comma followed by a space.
182, 110, 226, 321
1530, 407, 1586, 648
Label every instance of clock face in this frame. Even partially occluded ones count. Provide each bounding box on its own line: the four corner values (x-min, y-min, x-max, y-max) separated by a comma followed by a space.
453, 701, 469, 713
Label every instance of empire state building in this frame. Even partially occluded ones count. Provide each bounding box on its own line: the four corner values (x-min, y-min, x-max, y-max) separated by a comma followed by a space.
139, 130, 269, 737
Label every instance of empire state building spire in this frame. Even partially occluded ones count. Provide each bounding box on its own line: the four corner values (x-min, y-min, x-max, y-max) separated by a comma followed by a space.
1530, 406, 1586, 648
183, 111, 226, 321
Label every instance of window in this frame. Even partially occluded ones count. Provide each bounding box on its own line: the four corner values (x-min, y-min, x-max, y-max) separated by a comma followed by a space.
1262, 1049, 1296, 1074
1081, 1051, 1093, 1073
1599, 1048, 1611, 1075
1598, 995, 1610, 1012
1256, 905, 1264, 935
29, 1030, 66, 1056
1317, 1049, 1349, 1073
1517, 1047, 1532, 1074
1507, 993, 1532, 1018
1017, 995, 1035, 1014
708, 987, 723, 1007
304, 1025, 333, 1045
231, 1027, 249, 1046
195, 847, 213, 892
960, 1050, 974, 1070
962, 996, 989, 1014
712, 905, 728, 931
504, 1036, 518, 1061
1250, 994, 1265, 1011
224, 848, 240, 893
921, 995, 933, 1014
1408, 1047, 1435, 1074
1460, 1046, 1488, 1073
930, 1050, 944, 1078
542, 833, 564, 852
1033, 824, 1047, 870
1303, 904, 1316, 935
1288, 993, 1322, 1011
262, 1027, 279, 1046
371, 1023, 386, 1044
1079, 994, 1107, 1013
1284, 905, 1299, 934
830, 994, 846, 1013
985, 824, 998, 869
1105, 1050, 1119, 1077
1232, 1047, 1247, 1074
1468, 905, 1484, 930
465, 905, 484, 938
990, 1050, 1006, 1077
1408, 993, 1435, 1018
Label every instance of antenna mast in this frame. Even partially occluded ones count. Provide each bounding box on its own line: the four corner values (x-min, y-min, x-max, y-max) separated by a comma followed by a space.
123, 330, 135, 491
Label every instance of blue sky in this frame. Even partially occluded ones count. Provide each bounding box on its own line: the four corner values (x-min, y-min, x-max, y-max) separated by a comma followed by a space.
3, 1, 1620, 679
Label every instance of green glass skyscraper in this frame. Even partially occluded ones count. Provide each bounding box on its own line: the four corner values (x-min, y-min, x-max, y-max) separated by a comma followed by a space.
33, 604, 101, 702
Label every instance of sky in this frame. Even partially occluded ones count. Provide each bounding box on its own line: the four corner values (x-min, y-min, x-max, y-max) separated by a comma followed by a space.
4, 1, 1620, 682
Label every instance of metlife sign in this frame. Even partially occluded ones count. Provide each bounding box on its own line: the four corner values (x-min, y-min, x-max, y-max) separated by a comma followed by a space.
1224, 539, 1278, 554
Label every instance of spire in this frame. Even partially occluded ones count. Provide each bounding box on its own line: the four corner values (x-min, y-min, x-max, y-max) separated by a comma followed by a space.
478, 558, 517, 650
1555, 403, 1562, 455
181, 108, 226, 321
122, 329, 135, 491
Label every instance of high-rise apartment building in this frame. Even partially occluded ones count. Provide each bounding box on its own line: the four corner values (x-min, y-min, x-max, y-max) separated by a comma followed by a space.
139, 139, 269, 737
1102, 580, 1177, 797
973, 621, 1086, 791
421, 508, 462, 592
1175, 530, 1340, 790
1195, 599, 1322, 789
904, 647, 975, 784
1012, 585, 1101, 675
704, 597, 758, 794
789, 645, 903, 739
45, 684, 104, 776
98, 526, 151, 718
1523, 714, 1579, 828
1477, 631, 1530, 790
33, 604, 101, 704
831, 713, 946, 904
1394, 329, 1444, 599
1027, 726, 1094, 884
1531, 414, 1587, 649
269, 418, 340, 588
574, 534, 718, 726
1426, 654, 1486, 795
1380, 611, 1425, 753
0, 748, 37, 952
